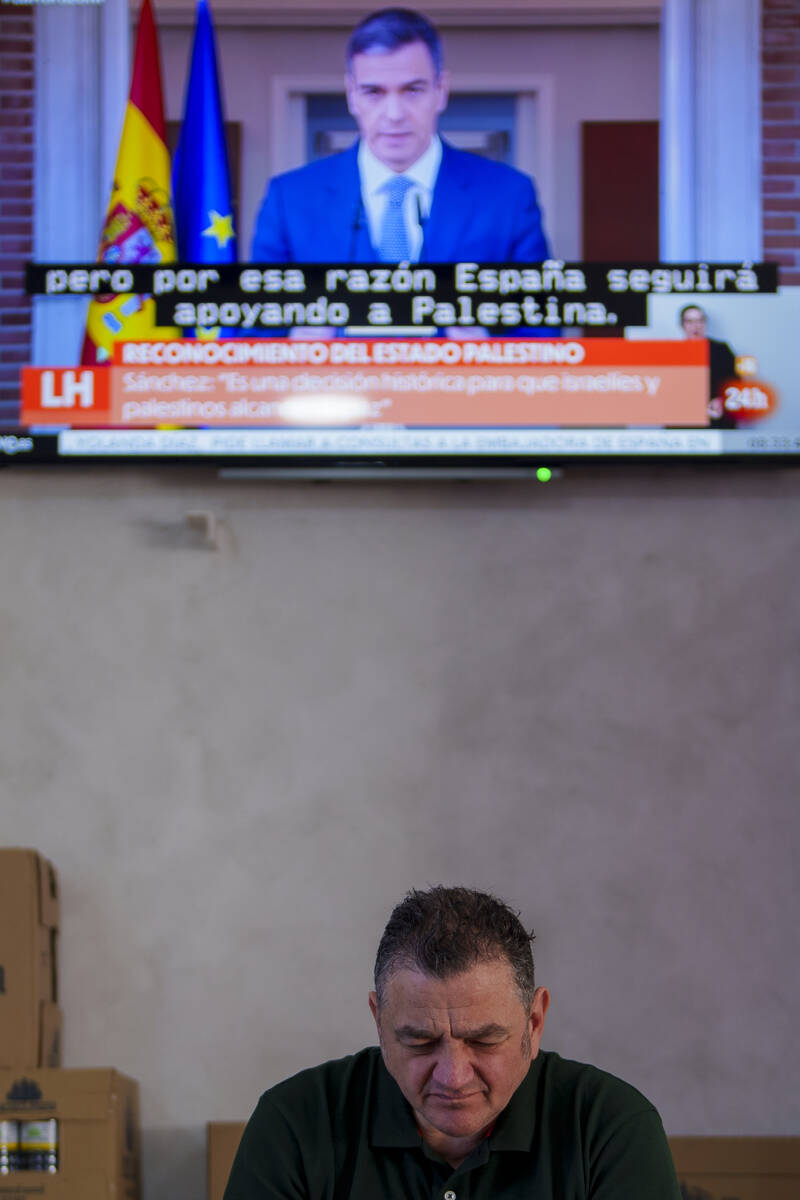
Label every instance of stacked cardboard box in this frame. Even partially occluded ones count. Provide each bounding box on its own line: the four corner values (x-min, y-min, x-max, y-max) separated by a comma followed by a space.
0, 1070, 140, 1200
0, 849, 61, 1069
0, 849, 141, 1200
207, 1123, 245, 1200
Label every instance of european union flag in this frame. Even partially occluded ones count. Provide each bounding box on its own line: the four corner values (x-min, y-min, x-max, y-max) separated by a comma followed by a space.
173, 0, 237, 263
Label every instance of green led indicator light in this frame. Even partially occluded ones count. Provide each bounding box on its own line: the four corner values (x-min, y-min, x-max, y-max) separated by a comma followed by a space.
536, 467, 552, 483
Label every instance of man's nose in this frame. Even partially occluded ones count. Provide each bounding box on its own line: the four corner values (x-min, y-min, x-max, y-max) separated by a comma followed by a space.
384, 91, 405, 120
431, 1043, 474, 1090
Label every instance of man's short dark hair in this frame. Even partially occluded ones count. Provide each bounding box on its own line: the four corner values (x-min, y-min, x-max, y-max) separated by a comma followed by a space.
374, 886, 535, 1008
346, 8, 444, 76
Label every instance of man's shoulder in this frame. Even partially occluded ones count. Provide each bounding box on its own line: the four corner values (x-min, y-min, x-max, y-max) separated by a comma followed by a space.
536, 1050, 660, 1122
439, 140, 536, 193
226, 1049, 386, 1198
258, 1045, 380, 1114
268, 147, 358, 195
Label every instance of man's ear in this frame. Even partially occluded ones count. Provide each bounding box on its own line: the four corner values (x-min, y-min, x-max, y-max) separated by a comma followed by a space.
528, 986, 550, 1056
345, 72, 357, 117
368, 990, 380, 1030
436, 69, 450, 115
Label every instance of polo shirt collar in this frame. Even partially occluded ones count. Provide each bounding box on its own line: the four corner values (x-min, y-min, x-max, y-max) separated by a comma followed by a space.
370, 1055, 422, 1148
488, 1055, 541, 1152
369, 1051, 542, 1153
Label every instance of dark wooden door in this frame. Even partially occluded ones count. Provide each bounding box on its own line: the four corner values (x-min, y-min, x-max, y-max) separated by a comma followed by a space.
581, 120, 659, 260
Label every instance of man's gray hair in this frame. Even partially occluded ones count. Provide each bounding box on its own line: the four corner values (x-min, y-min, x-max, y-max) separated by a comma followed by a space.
374, 886, 536, 1008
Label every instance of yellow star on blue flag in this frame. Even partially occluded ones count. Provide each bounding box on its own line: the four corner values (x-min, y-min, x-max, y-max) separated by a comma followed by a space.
203, 209, 235, 249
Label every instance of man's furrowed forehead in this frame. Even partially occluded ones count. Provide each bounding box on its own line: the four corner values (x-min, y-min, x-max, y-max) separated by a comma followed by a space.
378, 961, 529, 1020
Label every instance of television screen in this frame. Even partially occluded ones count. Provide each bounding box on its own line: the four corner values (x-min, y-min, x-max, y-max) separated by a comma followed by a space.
2, 0, 798, 472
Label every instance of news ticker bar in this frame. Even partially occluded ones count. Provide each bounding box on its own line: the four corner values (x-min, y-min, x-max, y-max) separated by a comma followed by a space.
5, 429, 799, 460
24, 262, 779, 332
54, 428, 725, 456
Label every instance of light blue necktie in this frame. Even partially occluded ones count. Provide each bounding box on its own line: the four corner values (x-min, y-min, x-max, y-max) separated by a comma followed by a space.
378, 176, 413, 262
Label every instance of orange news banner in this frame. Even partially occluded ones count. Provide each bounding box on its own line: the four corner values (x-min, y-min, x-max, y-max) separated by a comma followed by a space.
21, 339, 708, 428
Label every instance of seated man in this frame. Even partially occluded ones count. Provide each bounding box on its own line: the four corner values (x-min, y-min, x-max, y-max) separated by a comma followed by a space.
224, 886, 680, 1199
252, 8, 550, 264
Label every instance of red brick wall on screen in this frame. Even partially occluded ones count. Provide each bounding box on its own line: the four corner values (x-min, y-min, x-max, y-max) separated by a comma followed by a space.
763, 0, 800, 284
0, 4, 34, 417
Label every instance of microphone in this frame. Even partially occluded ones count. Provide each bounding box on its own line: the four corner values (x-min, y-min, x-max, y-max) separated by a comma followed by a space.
349, 199, 366, 260
415, 194, 428, 259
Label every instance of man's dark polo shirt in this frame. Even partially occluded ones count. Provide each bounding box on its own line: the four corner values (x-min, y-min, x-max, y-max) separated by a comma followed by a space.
224, 1047, 680, 1200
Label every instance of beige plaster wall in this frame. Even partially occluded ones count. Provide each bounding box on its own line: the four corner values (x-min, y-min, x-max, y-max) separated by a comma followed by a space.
2, 464, 799, 1199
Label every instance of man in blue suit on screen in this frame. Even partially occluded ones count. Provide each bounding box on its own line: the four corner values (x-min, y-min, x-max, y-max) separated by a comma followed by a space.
251, 7, 550, 264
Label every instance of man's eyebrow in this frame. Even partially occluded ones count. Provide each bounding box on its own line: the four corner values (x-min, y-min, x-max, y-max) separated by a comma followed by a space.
394, 1023, 510, 1040
358, 77, 430, 89
459, 1023, 511, 1040
395, 1025, 439, 1040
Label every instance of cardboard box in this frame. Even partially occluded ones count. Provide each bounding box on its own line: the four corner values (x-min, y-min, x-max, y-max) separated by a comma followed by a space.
207, 1122, 245, 1200
0, 1069, 140, 1200
670, 1137, 800, 1200
0, 849, 62, 1068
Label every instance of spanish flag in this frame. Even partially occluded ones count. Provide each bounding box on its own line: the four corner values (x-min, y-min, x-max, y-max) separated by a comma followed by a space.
81, 0, 177, 364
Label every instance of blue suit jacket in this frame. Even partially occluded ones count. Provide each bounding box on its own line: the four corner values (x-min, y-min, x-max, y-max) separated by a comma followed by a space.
251, 140, 549, 263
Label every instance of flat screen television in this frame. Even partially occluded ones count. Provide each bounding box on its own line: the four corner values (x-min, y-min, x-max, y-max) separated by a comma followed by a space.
2, 0, 797, 475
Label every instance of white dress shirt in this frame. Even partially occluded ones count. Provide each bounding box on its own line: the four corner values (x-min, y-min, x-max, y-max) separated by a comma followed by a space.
357, 136, 443, 262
